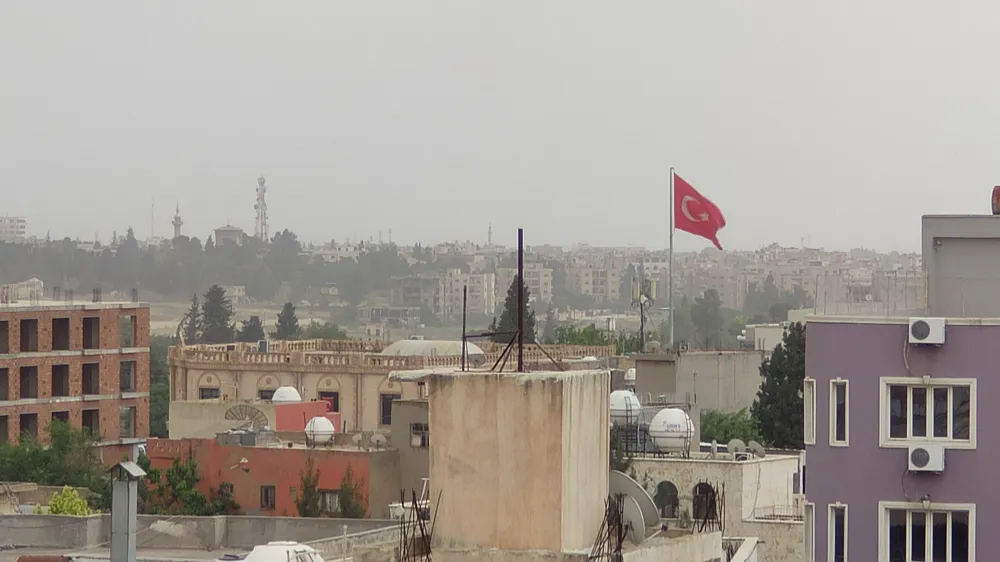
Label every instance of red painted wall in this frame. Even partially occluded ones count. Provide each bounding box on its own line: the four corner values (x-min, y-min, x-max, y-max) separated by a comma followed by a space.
146, 438, 372, 517
274, 401, 331, 432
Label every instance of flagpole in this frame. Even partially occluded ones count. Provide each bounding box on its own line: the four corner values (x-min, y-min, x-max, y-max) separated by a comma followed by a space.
668, 167, 675, 350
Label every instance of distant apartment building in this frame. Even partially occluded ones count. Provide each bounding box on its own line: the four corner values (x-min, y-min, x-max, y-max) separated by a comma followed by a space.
0, 216, 27, 243
390, 275, 445, 316
0, 299, 150, 461
496, 263, 553, 305
565, 266, 622, 305
442, 269, 496, 316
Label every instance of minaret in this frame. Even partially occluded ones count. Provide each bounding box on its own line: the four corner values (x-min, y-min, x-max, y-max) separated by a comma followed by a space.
488, 222, 493, 247
254, 175, 269, 242
172, 203, 183, 238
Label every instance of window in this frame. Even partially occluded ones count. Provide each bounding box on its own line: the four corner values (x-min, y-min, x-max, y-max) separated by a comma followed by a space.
804, 377, 816, 445
82, 317, 100, 350
260, 485, 276, 510
410, 423, 429, 448
0, 368, 8, 401
19, 319, 38, 352
881, 378, 975, 449
82, 409, 100, 437
82, 363, 100, 394
881, 502, 973, 562
119, 406, 136, 438
51, 318, 70, 351
804, 503, 815, 562
0, 416, 7, 444
200, 388, 221, 399
828, 504, 847, 562
830, 379, 849, 446
52, 365, 70, 397
119, 360, 136, 392
319, 391, 340, 412
19, 413, 38, 440
380, 393, 401, 426
259, 389, 275, 400
0, 321, 8, 353
19, 366, 38, 399
319, 489, 340, 514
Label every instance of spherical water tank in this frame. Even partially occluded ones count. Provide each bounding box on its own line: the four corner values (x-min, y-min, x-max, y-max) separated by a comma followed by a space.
305, 416, 336, 444
610, 390, 643, 425
271, 386, 302, 404
624, 368, 636, 383
648, 408, 694, 453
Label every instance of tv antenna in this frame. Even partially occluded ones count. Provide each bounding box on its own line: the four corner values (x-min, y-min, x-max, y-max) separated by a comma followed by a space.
254, 174, 269, 242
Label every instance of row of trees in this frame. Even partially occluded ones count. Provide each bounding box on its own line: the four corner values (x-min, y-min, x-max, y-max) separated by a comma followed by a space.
181, 287, 347, 345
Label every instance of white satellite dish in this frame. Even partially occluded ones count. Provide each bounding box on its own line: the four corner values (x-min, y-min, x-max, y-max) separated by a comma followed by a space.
621, 495, 646, 545
748, 440, 767, 458
371, 433, 388, 449
351, 433, 364, 448
609, 470, 658, 529
727, 438, 747, 454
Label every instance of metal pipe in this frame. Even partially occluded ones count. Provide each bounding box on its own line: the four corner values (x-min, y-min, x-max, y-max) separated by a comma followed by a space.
517, 228, 524, 372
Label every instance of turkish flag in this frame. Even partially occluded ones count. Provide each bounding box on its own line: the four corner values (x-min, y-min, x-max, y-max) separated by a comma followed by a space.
674, 174, 726, 250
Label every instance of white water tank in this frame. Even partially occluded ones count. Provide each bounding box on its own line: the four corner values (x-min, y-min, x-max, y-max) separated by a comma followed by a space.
271, 386, 302, 404
610, 390, 643, 425
305, 416, 336, 444
648, 408, 694, 453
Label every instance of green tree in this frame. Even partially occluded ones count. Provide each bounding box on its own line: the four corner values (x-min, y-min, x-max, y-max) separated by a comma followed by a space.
491, 276, 537, 343
700, 409, 762, 444
273, 303, 301, 340
295, 457, 323, 517
236, 316, 266, 342
149, 335, 172, 437
201, 285, 235, 344
182, 294, 202, 344
541, 308, 557, 344
751, 322, 806, 449
47, 486, 90, 515
301, 321, 348, 340
609, 430, 633, 473
337, 465, 366, 518
691, 289, 725, 348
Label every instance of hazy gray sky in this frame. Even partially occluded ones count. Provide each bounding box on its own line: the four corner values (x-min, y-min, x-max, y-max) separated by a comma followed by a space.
4, 1, 1000, 252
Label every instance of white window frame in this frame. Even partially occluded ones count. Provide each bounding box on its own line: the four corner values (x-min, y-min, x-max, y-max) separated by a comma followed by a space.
829, 378, 849, 446
804, 502, 815, 562
877, 501, 976, 562
828, 502, 848, 562
878, 377, 976, 449
803, 377, 816, 445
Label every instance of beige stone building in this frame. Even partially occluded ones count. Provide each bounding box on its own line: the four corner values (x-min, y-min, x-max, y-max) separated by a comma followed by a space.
167, 339, 615, 432
496, 263, 553, 305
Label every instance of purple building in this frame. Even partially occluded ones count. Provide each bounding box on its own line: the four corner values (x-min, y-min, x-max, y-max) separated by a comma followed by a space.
805, 316, 980, 562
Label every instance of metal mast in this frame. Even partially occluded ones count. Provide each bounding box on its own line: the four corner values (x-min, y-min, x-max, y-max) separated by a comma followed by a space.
254, 175, 269, 242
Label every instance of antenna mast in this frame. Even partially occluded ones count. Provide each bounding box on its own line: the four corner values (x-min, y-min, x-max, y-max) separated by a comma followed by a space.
254, 175, 269, 242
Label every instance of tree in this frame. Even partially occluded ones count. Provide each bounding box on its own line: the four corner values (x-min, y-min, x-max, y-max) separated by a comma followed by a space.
609, 430, 633, 473
301, 321, 348, 340
149, 335, 172, 437
691, 289, 725, 348
295, 457, 323, 517
273, 302, 301, 339
182, 295, 202, 344
47, 486, 90, 515
492, 276, 537, 343
700, 409, 762, 444
751, 322, 806, 449
133, 455, 240, 516
541, 308, 557, 344
337, 465, 366, 518
236, 316, 266, 342
201, 285, 235, 344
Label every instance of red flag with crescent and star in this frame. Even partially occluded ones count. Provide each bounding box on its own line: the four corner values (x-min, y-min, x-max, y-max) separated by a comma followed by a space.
674, 174, 726, 250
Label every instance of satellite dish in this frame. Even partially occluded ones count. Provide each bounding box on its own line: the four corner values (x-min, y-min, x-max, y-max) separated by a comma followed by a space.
224, 404, 268, 430
609, 470, 658, 528
727, 439, 747, 454
371, 433, 388, 449
621, 495, 646, 545
748, 441, 767, 458
351, 433, 364, 448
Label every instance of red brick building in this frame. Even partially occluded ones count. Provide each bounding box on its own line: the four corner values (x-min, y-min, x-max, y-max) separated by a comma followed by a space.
0, 299, 151, 460
146, 437, 399, 518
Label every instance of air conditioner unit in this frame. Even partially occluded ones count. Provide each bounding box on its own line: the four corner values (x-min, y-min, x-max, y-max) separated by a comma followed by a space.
909, 317, 946, 345
908, 443, 945, 472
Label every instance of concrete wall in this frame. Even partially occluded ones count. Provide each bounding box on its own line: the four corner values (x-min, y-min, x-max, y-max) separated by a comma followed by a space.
0, 513, 397, 551
922, 214, 1000, 316
428, 370, 609, 553
634, 351, 765, 413
168, 400, 278, 438
389, 398, 430, 497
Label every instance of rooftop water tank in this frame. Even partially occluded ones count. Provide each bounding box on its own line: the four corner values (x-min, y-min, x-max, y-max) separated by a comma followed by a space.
610, 390, 643, 425
271, 386, 302, 404
305, 416, 336, 445
648, 408, 694, 453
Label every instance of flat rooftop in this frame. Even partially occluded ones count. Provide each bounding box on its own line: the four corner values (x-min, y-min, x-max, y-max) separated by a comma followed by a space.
806, 315, 1000, 325
0, 299, 149, 312
389, 366, 607, 382
0, 546, 233, 562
